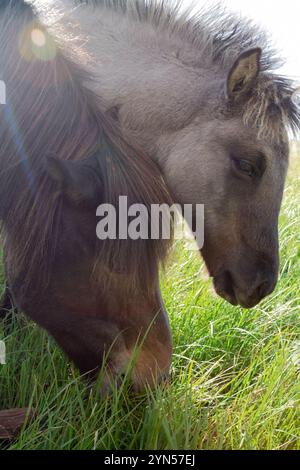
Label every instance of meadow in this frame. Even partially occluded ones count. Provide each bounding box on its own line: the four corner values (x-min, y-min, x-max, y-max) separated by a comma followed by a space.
0, 155, 299, 450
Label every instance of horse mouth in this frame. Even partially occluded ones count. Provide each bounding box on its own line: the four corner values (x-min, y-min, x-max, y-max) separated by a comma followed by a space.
213, 271, 238, 306
213, 270, 273, 309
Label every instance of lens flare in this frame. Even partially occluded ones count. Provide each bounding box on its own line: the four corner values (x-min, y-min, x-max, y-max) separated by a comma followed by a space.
19, 23, 56, 62
31, 28, 46, 48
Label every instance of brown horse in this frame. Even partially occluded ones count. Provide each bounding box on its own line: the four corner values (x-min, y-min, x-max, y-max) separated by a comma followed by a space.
0, 0, 299, 391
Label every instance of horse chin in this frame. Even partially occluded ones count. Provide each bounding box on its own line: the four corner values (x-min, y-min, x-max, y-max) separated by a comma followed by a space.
213, 271, 260, 308
212, 270, 272, 309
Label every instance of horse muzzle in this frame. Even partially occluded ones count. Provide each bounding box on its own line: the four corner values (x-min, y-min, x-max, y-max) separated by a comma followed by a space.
213, 267, 278, 308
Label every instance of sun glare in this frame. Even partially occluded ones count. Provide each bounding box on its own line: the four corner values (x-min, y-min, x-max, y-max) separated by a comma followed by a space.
31, 28, 47, 48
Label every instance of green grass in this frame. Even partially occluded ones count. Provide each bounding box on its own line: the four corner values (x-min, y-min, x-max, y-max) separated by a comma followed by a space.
0, 158, 299, 450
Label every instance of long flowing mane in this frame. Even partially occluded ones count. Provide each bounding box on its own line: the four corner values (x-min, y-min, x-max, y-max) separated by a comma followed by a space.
0, 1, 173, 297
73, 0, 300, 139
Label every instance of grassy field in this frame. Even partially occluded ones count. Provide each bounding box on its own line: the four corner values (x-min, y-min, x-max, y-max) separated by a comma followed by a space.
0, 157, 299, 450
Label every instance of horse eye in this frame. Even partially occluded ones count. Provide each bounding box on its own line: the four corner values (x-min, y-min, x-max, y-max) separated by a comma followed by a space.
233, 159, 256, 178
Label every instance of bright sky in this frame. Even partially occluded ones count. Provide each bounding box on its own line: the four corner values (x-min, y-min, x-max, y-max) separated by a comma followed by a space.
183, 0, 300, 80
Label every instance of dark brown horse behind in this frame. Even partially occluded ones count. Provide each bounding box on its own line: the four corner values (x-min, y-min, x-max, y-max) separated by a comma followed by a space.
0, 1, 173, 391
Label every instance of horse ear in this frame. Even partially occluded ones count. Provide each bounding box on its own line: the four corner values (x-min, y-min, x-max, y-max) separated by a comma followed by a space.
291, 87, 300, 108
227, 48, 261, 100
46, 156, 101, 204
46, 156, 71, 188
